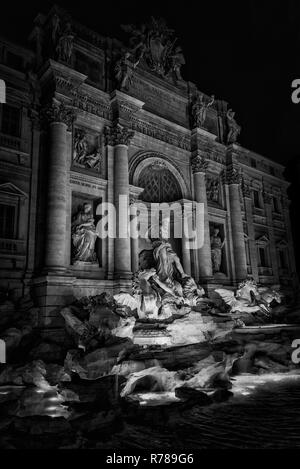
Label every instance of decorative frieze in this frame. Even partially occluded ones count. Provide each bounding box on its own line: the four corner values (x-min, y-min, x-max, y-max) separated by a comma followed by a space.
130, 117, 191, 151
71, 92, 111, 120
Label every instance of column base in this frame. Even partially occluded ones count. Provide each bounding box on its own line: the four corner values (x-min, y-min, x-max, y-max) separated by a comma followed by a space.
113, 270, 133, 280
32, 274, 76, 329
41, 266, 71, 276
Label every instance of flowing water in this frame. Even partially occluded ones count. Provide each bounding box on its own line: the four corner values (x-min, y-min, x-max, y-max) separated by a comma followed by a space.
1, 373, 300, 449
108, 374, 300, 449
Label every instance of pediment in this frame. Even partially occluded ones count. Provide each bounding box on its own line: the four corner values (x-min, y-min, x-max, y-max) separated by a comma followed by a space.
276, 238, 288, 248
256, 234, 269, 246
0, 183, 27, 198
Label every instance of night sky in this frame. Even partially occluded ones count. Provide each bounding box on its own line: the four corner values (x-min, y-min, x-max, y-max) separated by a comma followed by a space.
1, 0, 300, 269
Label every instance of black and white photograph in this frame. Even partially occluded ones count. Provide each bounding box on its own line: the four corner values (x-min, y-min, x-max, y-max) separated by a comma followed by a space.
0, 0, 300, 457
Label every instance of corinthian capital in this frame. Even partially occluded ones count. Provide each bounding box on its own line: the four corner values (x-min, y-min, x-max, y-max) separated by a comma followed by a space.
104, 123, 134, 146
191, 154, 208, 174
41, 98, 77, 130
221, 166, 241, 185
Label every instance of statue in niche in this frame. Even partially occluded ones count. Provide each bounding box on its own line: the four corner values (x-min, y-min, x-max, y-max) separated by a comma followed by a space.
226, 108, 241, 144
207, 178, 220, 203
71, 203, 99, 263
191, 93, 215, 128
73, 129, 102, 171
56, 22, 74, 64
210, 227, 225, 273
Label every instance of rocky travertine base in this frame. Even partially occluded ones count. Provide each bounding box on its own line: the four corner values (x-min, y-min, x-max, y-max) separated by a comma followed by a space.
0, 289, 299, 448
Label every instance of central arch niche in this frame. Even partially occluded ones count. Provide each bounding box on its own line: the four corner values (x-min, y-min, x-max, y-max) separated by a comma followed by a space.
138, 162, 182, 203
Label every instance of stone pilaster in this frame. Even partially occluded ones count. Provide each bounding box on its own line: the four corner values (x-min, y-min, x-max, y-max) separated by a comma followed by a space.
42, 99, 76, 272
243, 183, 259, 281
106, 143, 115, 279
222, 166, 247, 282
191, 152, 212, 281
25, 111, 41, 281
105, 124, 134, 278
264, 191, 279, 283
130, 197, 139, 274
181, 203, 192, 276
282, 196, 298, 288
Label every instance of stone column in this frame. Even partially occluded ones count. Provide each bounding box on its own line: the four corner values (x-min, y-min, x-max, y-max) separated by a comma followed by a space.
106, 143, 115, 279
105, 124, 134, 278
225, 167, 247, 282
191, 153, 212, 281
130, 198, 139, 274
282, 196, 298, 288
181, 203, 192, 276
264, 191, 279, 283
43, 99, 75, 272
25, 111, 40, 277
243, 182, 259, 281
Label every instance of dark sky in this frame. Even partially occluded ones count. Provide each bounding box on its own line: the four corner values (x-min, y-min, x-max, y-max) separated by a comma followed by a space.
1, 0, 300, 164
1, 0, 300, 269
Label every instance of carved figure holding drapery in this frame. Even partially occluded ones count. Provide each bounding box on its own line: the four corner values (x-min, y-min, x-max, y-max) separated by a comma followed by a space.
191, 93, 214, 128
226, 108, 241, 144
73, 129, 102, 171
56, 22, 74, 64
210, 227, 225, 273
71, 203, 99, 263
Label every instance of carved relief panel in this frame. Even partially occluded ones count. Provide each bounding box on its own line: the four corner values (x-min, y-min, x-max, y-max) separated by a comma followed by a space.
73, 127, 103, 173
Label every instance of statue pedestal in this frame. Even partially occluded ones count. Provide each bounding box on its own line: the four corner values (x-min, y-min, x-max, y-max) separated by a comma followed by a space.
213, 272, 227, 281
195, 127, 217, 141
72, 261, 99, 271
133, 322, 172, 346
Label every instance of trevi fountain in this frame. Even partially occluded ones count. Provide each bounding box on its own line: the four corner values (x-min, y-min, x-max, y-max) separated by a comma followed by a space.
0, 224, 300, 449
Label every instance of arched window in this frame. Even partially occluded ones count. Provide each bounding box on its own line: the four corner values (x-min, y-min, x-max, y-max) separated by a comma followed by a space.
138, 162, 182, 203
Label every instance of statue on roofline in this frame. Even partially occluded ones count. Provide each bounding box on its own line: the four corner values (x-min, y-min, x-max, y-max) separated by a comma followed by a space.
191, 92, 215, 128
121, 17, 185, 83
226, 108, 241, 144
56, 22, 74, 64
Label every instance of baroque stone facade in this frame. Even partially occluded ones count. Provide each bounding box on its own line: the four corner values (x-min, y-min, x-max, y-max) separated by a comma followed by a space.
0, 5, 297, 329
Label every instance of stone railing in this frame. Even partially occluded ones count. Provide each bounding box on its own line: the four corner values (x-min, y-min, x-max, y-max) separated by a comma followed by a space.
258, 266, 273, 276
0, 133, 21, 151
